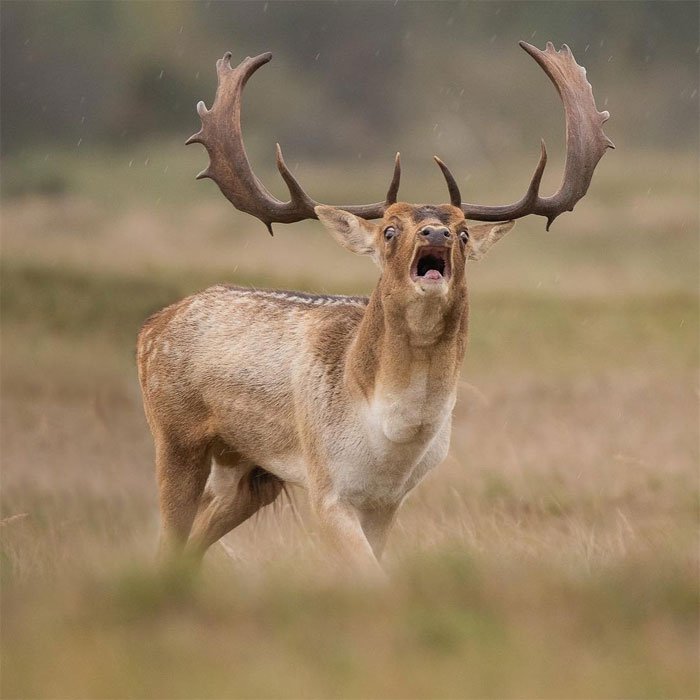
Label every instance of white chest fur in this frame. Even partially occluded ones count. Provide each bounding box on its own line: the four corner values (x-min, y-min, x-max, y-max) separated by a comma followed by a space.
373, 365, 455, 444
326, 367, 456, 507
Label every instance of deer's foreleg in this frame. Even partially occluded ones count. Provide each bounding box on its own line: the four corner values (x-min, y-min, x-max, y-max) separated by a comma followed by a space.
312, 493, 385, 577
359, 505, 399, 560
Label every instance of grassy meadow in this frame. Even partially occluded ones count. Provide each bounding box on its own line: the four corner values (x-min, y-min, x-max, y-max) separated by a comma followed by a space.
1, 143, 698, 698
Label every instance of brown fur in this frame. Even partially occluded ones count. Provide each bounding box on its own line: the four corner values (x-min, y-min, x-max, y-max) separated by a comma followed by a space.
137, 204, 514, 574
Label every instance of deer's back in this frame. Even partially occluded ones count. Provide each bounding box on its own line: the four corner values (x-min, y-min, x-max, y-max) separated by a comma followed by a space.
137, 285, 367, 473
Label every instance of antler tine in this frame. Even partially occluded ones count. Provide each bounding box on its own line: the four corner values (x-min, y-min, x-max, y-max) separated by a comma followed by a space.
188, 51, 397, 231
461, 41, 613, 229
275, 143, 315, 206
186, 51, 318, 231
522, 139, 549, 208
433, 156, 462, 207
385, 152, 401, 206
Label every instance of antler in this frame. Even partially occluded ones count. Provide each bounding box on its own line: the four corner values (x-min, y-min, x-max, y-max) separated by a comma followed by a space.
187, 51, 401, 234
436, 41, 614, 229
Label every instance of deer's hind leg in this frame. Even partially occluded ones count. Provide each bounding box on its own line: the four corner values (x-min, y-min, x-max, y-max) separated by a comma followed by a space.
186, 457, 284, 560
155, 437, 212, 561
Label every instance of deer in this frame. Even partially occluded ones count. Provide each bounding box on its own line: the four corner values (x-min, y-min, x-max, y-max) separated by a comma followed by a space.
137, 41, 613, 576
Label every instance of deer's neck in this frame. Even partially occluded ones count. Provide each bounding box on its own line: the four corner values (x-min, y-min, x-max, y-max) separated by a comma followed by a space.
346, 280, 469, 443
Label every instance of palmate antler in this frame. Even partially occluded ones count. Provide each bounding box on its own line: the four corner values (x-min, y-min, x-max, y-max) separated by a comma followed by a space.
435, 41, 615, 229
188, 42, 613, 232
186, 52, 400, 234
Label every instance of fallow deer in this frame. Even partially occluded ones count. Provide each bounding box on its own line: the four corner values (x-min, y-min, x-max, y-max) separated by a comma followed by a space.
137, 42, 613, 574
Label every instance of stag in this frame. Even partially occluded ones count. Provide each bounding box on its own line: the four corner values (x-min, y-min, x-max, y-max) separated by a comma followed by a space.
137, 42, 612, 574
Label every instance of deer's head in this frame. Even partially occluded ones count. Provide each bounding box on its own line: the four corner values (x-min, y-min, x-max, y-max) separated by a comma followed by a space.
314, 202, 514, 305
187, 42, 613, 304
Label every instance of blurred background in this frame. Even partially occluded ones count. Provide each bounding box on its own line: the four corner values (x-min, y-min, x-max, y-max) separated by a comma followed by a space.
2, 2, 698, 698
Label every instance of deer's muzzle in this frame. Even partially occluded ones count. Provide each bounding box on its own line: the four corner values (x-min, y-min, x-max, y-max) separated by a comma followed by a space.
411, 246, 452, 284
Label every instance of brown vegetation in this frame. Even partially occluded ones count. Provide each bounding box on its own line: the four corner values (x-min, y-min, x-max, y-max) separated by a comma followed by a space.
1, 143, 698, 696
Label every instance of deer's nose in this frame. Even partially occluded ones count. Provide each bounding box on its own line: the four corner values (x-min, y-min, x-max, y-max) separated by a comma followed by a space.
420, 226, 451, 245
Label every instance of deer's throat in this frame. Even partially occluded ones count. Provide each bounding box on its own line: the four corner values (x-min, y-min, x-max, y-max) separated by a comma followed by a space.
346, 286, 468, 403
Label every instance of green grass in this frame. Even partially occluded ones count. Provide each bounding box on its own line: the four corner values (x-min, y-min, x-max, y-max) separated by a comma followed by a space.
468, 290, 698, 374
3, 552, 697, 699
3, 261, 697, 376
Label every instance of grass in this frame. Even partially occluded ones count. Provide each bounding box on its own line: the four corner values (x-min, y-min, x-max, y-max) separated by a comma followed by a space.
2, 261, 697, 372
3, 555, 697, 698
1, 145, 698, 698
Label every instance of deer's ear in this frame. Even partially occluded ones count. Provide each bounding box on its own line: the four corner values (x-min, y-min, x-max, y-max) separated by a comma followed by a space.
467, 221, 516, 261
315, 206, 378, 258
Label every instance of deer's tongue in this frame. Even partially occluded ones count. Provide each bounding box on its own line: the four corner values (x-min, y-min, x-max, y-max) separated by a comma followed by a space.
423, 269, 442, 280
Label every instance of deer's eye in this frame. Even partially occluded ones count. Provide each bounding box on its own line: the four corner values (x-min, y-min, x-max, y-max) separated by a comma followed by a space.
384, 226, 397, 241
459, 230, 469, 244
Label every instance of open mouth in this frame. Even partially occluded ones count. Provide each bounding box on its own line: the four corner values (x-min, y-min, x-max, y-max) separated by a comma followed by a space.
410, 246, 451, 284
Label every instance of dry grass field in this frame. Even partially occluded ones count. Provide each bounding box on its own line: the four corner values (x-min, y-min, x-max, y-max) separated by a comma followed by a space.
1, 145, 698, 698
